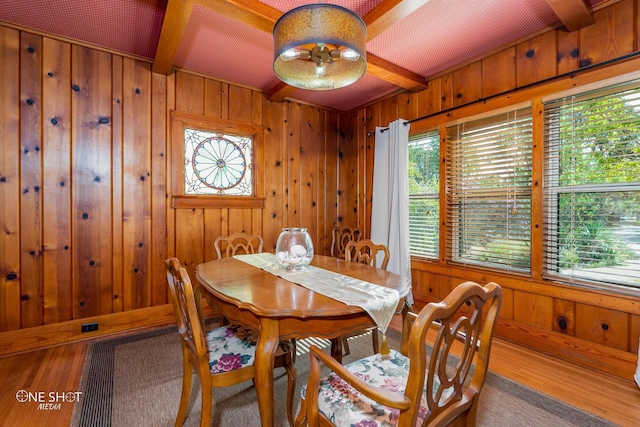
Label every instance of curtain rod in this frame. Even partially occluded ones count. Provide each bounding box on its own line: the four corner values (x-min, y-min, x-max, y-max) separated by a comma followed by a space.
367, 50, 640, 137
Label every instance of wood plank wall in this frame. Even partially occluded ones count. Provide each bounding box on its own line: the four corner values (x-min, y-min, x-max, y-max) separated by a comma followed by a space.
0, 25, 351, 343
350, 0, 640, 378
1, 0, 639, 379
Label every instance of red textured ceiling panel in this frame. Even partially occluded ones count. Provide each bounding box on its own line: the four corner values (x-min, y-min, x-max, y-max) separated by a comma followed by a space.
174, 5, 278, 90
366, 0, 558, 76
0, 0, 165, 59
291, 72, 401, 112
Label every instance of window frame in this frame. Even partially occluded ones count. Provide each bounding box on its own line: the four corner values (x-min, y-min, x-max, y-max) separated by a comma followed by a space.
408, 129, 441, 259
170, 110, 265, 209
444, 105, 534, 273
542, 80, 640, 291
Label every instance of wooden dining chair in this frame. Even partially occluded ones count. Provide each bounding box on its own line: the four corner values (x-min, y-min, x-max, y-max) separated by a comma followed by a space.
295, 281, 502, 427
340, 239, 391, 356
213, 233, 264, 259
165, 258, 297, 427
330, 226, 362, 259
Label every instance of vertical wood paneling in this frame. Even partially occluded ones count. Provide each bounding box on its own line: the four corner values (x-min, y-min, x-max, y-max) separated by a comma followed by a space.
323, 111, 339, 254
553, 299, 576, 336
575, 305, 629, 351
204, 79, 222, 118
363, 110, 376, 236
516, 32, 557, 87
228, 85, 252, 123
556, 31, 579, 74
42, 37, 72, 323
71, 46, 113, 318
299, 105, 319, 244
0, 27, 21, 332
175, 71, 205, 113
204, 209, 222, 260
580, 0, 634, 67
220, 82, 229, 119
262, 101, 285, 251
111, 55, 124, 313
397, 92, 418, 121
482, 47, 516, 97
122, 58, 152, 310
165, 73, 176, 259
417, 77, 442, 117
20, 32, 44, 328
499, 287, 514, 320
287, 102, 301, 227
440, 73, 453, 111
151, 72, 168, 306
452, 62, 482, 107
513, 290, 553, 330
338, 112, 359, 228
630, 314, 640, 353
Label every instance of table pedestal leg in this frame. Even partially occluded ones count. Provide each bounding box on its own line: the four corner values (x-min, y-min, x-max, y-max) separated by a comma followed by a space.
330, 337, 343, 364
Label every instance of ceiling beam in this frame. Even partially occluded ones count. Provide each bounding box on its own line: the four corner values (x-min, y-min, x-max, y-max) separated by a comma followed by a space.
363, 0, 430, 41
163, 0, 428, 96
152, 0, 194, 75
367, 53, 427, 91
545, 0, 594, 32
267, 81, 297, 103
193, 0, 282, 33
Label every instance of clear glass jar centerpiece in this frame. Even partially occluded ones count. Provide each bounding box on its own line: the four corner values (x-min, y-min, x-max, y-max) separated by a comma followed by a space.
276, 227, 314, 270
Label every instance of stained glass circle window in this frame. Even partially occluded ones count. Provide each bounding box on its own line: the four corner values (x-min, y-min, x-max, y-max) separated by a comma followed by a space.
184, 129, 253, 195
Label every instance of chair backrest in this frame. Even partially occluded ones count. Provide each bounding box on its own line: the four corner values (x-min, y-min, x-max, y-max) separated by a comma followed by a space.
401, 281, 502, 426
344, 239, 390, 270
214, 233, 264, 259
165, 258, 208, 368
330, 226, 362, 258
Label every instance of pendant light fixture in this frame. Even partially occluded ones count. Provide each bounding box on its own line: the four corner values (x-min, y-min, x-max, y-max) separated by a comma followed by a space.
273, 4, 367, 90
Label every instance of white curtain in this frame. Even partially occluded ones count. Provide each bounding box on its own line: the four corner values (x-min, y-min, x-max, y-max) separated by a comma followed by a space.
371, 119, 413, 302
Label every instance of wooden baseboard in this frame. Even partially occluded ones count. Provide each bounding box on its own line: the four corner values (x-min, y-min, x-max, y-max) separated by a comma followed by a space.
0, 305, 177, 357
412, 293, 636, 380
494, 319, 636, 380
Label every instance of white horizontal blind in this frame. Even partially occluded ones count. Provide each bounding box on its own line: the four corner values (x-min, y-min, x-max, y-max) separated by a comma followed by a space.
408, 130, 440, 258
446, 108, 532, 272
543, 81, 640, 290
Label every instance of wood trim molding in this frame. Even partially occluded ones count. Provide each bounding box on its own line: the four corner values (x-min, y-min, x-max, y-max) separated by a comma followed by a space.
0, 303, 220, 357
0, 305, 175, 357
172, 195, 265, 209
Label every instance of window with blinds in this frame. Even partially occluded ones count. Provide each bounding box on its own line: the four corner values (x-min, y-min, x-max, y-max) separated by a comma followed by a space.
543, 80, 640, 290
408, 131, 440, 258
446, 108, 532, 272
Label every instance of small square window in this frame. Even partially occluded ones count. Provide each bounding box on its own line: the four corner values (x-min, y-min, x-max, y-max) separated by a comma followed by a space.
184, 128, 253, 196
171, 111, 265, 209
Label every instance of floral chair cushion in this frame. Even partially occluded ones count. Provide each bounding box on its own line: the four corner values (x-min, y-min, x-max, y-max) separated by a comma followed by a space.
301, 349, 452, 426
205, 325, 290, 374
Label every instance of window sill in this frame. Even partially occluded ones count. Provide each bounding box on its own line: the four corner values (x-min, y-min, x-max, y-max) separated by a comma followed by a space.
172, 195, 265, 209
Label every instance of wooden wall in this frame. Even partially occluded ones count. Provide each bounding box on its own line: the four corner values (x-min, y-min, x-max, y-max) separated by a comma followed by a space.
1, 0, 640, 380
0, 24, 357, 349
349, 0, 640, 378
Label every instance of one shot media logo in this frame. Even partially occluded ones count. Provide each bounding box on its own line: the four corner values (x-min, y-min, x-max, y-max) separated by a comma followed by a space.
15, 390, 82, 410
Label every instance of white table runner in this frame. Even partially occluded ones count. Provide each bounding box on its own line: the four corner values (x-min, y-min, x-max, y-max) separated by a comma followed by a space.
233, 253, 400, 333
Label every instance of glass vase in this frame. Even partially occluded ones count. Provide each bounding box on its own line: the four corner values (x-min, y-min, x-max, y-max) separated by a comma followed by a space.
275, 227, 314, 270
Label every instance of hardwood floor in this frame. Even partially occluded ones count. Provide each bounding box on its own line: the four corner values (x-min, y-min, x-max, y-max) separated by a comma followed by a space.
0, 322, 638, 427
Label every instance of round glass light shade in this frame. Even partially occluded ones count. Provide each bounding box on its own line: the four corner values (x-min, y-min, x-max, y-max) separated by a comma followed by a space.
273, 4, 367, 90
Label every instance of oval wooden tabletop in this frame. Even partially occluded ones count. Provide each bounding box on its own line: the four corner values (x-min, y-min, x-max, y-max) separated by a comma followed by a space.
195, 254, 411, 319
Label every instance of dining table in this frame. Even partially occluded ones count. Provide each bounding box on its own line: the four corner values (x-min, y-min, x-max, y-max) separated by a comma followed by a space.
195, 253, 412, 427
